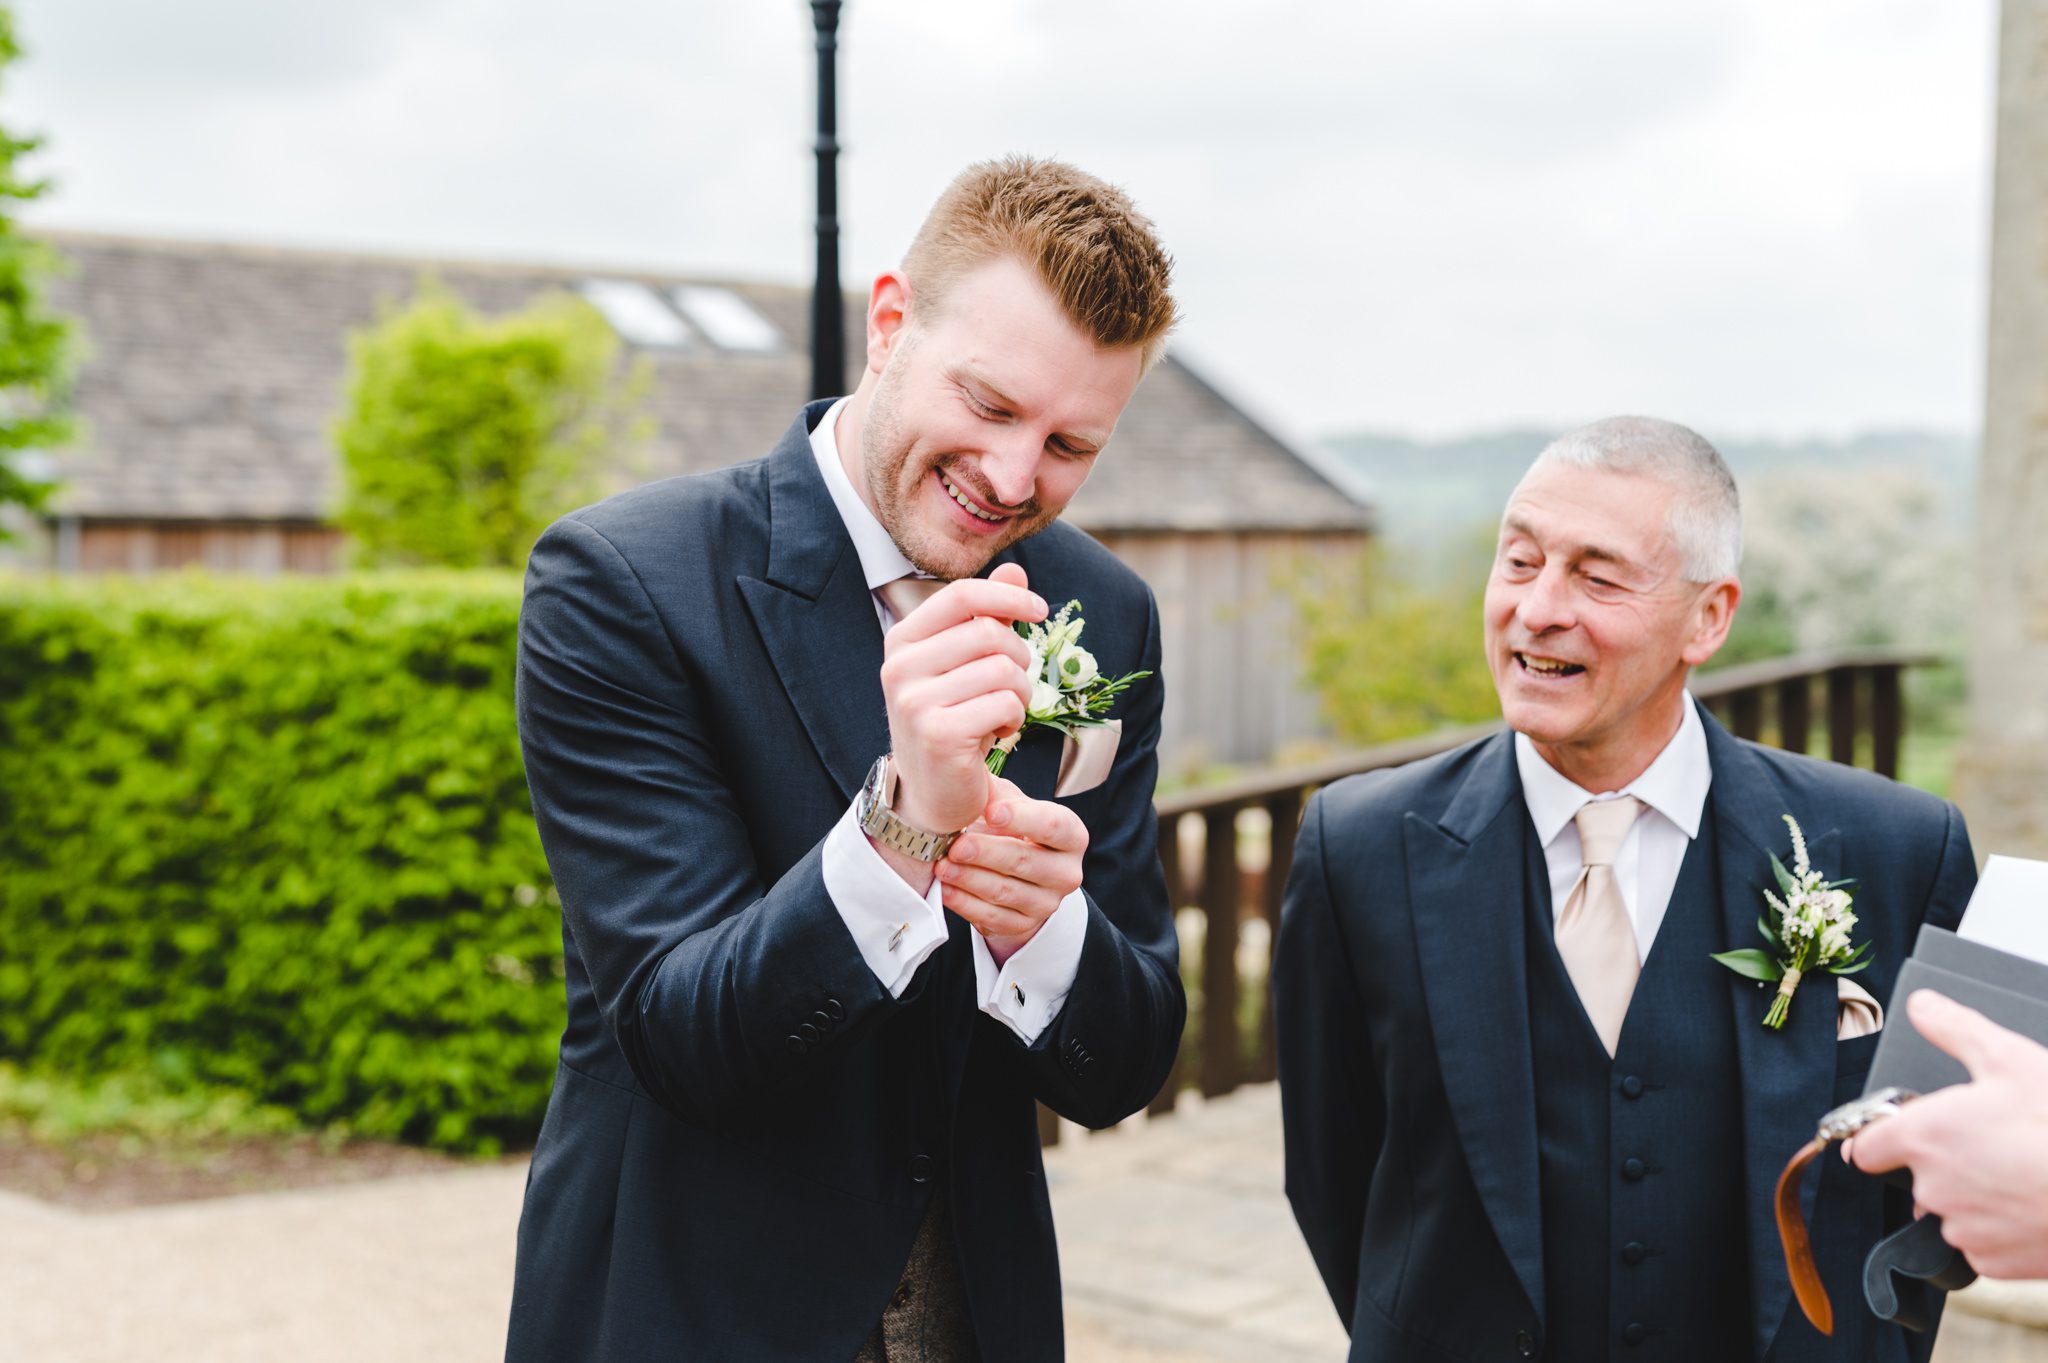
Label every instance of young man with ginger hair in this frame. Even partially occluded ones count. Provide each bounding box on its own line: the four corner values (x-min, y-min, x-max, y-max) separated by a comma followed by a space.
507, 157, 1185, 1363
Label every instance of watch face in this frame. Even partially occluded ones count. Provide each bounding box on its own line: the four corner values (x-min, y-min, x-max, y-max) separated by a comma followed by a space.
862, 755, 888, 808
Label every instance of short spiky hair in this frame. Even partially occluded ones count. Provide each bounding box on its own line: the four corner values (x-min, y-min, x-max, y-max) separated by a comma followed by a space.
1534, 415, 1743, 581
901, 155, 1178, 369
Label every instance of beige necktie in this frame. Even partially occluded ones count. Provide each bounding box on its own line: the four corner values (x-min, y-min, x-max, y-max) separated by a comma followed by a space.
1557, 795, 1644, 1057
877, 574, 944, 625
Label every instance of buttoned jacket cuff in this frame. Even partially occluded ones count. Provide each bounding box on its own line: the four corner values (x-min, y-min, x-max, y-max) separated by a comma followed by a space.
973, 887, 1087, 1043
822, 801, 949, 998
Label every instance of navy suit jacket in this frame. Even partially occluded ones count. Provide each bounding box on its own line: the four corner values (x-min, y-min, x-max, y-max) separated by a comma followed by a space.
1274, 714, 1976, 1362
505, 403, 1185, 1362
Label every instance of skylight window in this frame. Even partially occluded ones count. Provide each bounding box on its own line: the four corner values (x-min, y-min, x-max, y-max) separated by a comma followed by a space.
577, 280, 692, 349
672, 286, 783, 353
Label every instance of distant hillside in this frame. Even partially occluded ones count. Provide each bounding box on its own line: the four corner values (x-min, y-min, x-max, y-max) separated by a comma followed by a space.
1319, 427, 1977, 549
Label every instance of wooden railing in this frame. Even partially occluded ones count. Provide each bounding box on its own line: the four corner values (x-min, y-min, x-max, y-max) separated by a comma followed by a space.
1038, 648, 1935, 1145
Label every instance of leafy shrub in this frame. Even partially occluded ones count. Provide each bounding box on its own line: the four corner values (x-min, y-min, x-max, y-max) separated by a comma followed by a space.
0, 573, 561, 1152
0, 8, 78, 530
1287, 533, 1502, 747
0, 1061, 305, 1146
335, 281, 650, 569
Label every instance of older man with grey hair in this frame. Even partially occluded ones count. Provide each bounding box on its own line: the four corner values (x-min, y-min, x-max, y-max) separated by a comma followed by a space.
1275, 416, 1975, 1362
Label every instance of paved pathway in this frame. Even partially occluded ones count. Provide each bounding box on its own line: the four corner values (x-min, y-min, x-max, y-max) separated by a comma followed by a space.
1043, 1087, 1345, 1362
2, 1083, 2043, 1361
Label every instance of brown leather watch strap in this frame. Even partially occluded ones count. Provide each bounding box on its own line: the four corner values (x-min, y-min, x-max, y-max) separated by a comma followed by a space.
1776, 1137, 1834, 1335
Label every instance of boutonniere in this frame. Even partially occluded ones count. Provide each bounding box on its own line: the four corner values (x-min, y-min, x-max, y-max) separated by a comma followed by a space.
986, 600, 1150, 778
1710, 814, 1872, 1029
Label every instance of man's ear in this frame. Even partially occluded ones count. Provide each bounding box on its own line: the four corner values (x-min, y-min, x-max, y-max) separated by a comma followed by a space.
865, 271, 912, 377
1681, 578, 1742, 668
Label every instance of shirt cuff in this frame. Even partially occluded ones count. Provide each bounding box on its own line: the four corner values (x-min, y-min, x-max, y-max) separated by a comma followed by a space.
822, 801, 950, 998
973, 886, 1088, 1043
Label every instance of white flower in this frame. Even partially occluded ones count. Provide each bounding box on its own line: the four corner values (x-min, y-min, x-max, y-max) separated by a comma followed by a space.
1026, 639, 1048, 686
1054, 643, 1098, 689
1719, 810, 1869, 1031
1785, 813, 1811, 877
984, 598, 1152, 779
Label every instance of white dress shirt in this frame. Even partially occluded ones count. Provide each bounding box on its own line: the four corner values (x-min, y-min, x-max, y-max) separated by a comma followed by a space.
809, 398, 1088, 1042
1515, 695, 1712, 963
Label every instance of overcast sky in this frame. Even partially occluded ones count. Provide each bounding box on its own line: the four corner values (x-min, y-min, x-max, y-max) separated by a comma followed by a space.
5, 0, 1999, 441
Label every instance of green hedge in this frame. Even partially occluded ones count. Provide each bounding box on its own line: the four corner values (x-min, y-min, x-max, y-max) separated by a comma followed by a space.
0, 573, 563, 1152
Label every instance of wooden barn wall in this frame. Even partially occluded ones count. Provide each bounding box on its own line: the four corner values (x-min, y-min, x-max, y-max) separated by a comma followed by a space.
1088, 530, 1368, 774
74, 521, 345, 574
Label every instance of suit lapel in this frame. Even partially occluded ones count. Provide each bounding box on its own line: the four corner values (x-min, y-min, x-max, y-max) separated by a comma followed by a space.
1704, 716, 1838, 1361
735, 408, 892, 803
1408, 733, 1547, 1323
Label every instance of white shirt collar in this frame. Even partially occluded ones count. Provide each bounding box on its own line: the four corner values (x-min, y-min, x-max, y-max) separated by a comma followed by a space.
808, 396, 919, 593
1515, 693, 1711, 847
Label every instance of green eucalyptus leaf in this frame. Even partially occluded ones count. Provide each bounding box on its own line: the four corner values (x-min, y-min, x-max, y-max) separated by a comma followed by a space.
1769, 851, 1797, 899
1711, 949, 1784, 982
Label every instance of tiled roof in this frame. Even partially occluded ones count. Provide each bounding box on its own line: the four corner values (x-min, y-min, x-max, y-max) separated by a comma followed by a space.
36, 231, 1370, 533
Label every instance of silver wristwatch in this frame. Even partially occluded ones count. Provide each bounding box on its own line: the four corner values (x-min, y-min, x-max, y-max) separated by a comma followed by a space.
857, 755, 961, 862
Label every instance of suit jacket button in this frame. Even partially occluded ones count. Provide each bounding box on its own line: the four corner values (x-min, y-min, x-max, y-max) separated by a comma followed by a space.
1620, 1074, 1644, 1099
1621, 1157, 1646, 1182
1515, 1327, 1537, 1357
823, 997, 846, 1022
1623, 1321, 1647, 1346
1622, 1240, 1647, 1265
786, 1035, 808, 1055
798, 1022, 820, 1043
910, 1154, 934, 1184
811, 1010, 834, 1031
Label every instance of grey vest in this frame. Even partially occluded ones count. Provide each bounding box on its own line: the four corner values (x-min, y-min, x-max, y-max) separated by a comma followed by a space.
853, 1189, 979, 1363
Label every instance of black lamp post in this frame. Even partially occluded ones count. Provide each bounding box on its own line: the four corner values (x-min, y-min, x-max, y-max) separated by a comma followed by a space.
808, 1, 844, 401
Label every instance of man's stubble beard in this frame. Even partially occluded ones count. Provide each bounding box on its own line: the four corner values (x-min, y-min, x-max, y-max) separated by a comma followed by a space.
861, 363, 1054, 582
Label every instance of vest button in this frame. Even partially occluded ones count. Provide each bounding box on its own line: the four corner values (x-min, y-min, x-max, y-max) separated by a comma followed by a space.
1622, 1241, 1647, 1265
910, 1154, 934, 1184
1623, 1321, 1647, 1346
1515, 1327, 1537, 1357
1620, 1074, 1645, 1099
1621, 1157, 1646, 1181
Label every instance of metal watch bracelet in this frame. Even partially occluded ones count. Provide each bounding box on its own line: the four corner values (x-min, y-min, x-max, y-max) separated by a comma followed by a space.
857, 755, 961, 862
